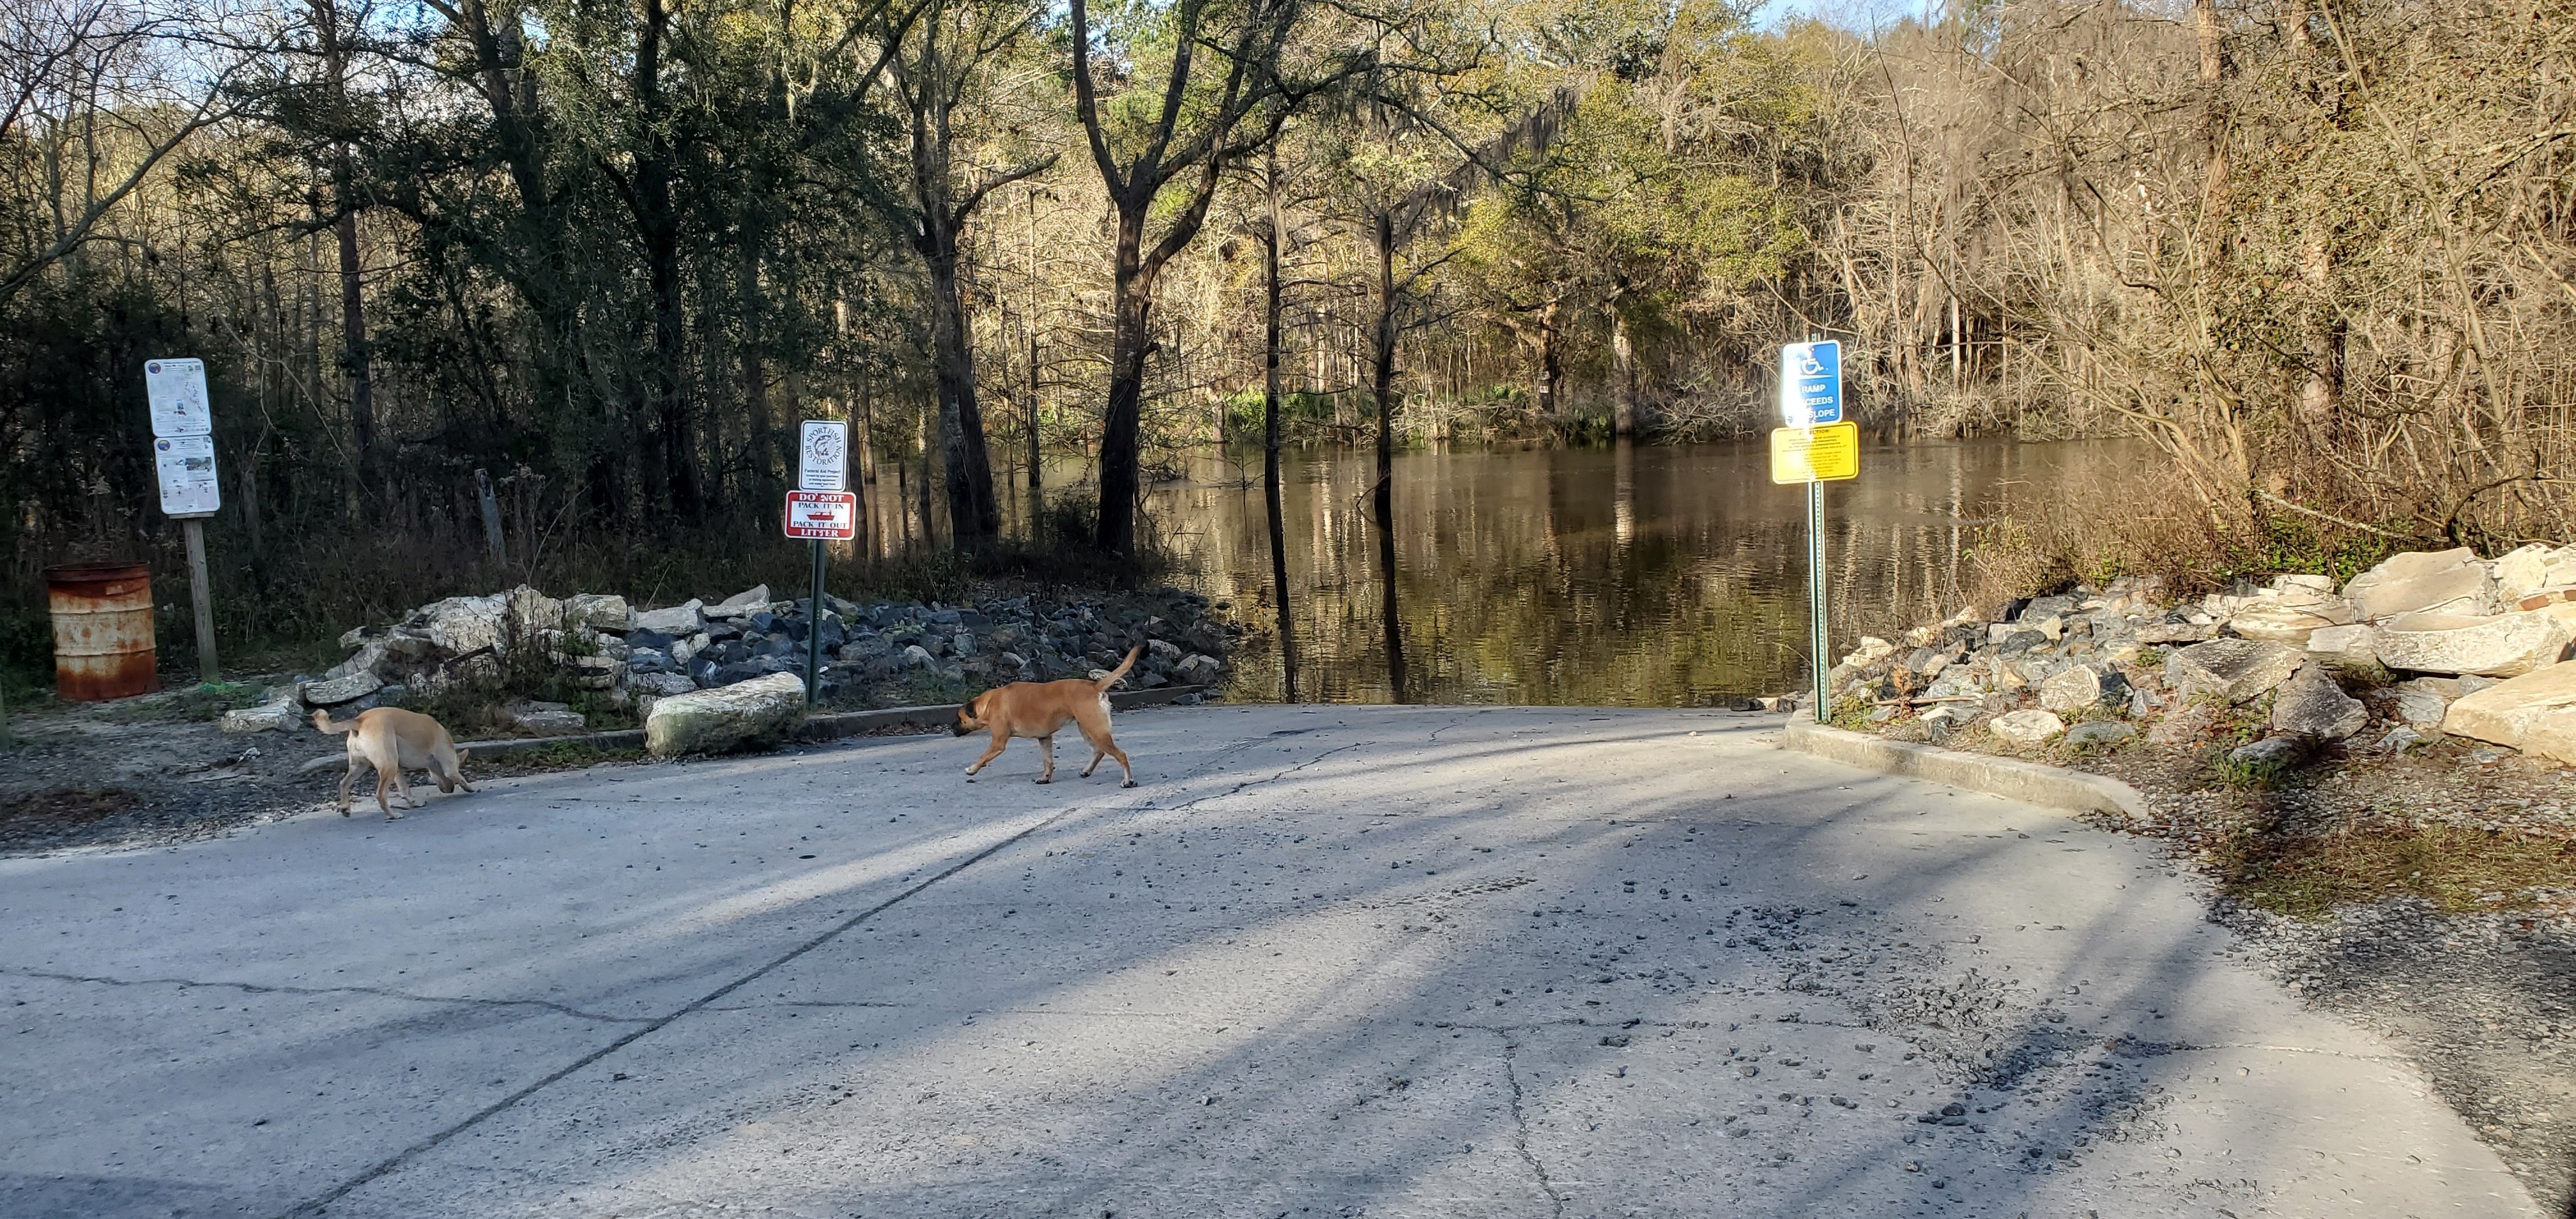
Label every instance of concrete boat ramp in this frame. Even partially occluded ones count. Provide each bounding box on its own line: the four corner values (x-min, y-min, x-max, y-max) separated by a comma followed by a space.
0, 705, 2534, 1217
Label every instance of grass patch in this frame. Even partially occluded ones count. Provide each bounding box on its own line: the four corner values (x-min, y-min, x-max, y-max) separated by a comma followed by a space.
2212, 754, 2297, 790
107, 682, 268, 723
2217, 824, 2576, 919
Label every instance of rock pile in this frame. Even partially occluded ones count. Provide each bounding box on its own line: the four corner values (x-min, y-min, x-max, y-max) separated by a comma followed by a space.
1797, 542, 2576, 767
222, 583, 1239, 735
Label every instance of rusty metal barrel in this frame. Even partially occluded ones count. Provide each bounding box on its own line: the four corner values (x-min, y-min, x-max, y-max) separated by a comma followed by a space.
45, 562, 159, 701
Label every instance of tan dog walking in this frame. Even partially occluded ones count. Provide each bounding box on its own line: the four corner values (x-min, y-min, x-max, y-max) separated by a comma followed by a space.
952, 646, 1140, 787
312, 708, 475, 818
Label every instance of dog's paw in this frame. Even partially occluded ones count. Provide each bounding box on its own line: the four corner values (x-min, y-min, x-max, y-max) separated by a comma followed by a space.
1121, 779, 1138, 789
1034, 777, 1052, 785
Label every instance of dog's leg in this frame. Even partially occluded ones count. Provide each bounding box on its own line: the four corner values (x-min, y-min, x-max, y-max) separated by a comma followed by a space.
431, 751, 472, 795
337, 764, 355, 816
1036, 734, 1055, 784
375, 765, 402, 820
964, 733, 1008, 778
1092, 734, 1136, 788
1071, 714, 1135, 787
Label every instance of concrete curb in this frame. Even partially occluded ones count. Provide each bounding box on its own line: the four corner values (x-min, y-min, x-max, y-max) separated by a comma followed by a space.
1781, 717, 2156, 820
431, 683, 1216, 762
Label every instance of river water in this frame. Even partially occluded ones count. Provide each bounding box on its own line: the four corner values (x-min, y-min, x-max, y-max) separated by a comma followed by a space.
1020, 438, 2140, 707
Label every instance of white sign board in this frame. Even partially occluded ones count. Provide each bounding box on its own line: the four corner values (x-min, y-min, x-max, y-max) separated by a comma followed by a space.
144, 358, 212, 438
798, 419, 849, 492
155, 435, 222, 517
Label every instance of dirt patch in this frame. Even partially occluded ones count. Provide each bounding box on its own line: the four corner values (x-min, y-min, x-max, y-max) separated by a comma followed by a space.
3, 691, 369, 854
0, 786, 141, 835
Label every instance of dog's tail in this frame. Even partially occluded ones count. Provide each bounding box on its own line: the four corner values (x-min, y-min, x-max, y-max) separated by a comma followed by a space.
312, 709, 358, 735
1093, 645, 1141, 692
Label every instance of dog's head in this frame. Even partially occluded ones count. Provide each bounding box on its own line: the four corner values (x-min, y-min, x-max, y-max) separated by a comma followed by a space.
951, 693, 983, 737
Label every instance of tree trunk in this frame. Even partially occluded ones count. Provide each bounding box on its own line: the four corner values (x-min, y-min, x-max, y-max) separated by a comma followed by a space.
634, 0, 696, 518
741, 243, 774, 502
1537, 301, 1563, 424
924, 237, 1000, 549
1096, 208, 1154, 553
1262, 151, 1297, 702
2299, 239, 2342, 427
1610, 305, 1636, 438
316, 0, 370, 466
2195, 0, 2229, 228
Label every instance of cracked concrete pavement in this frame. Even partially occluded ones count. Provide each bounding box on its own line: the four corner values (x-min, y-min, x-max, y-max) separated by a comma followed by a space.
0, 705, 2538, 1218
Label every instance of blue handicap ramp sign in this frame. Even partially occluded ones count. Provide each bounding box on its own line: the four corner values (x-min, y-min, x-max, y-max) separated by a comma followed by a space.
1779, 341, 1843, 427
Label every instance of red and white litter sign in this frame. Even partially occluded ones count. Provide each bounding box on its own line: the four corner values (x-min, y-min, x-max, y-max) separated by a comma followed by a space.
783, 490, 858, 540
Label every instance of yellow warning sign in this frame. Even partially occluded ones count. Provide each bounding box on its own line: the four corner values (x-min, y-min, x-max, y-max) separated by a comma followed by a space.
1770, 422, 1859, 484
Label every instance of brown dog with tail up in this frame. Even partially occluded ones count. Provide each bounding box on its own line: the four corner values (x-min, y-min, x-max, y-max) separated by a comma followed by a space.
953, 646, 1139, 787
312, 707, 475, 818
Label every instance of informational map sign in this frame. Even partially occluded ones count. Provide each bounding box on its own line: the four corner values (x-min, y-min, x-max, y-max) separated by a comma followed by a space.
1778, 340, 1843, 427
783, 490, 858, 540
144, 358, 213, 438
798, 419, 849, 492
155, 434, 223, 516
1770, 422, 1860, 484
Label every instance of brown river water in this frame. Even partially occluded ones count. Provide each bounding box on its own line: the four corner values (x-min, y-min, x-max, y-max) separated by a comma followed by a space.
988, 438, 2145, 707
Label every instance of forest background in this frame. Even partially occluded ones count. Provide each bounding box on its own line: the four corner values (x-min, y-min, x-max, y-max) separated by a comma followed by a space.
3, 0, 2571, 684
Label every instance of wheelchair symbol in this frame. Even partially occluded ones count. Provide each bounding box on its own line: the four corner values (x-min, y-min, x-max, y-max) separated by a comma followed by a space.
1795, 349, 1827, 378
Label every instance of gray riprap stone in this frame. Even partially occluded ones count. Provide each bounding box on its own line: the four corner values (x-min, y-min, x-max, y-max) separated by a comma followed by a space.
2165, 638, 2303, 704
565, 593, 632, 632
2375, 726, 2432, 753
2136, 620, 2216, 645
505, 701, 587, 735
2267, 667, 2367, 740
2392, 681, 2451, 728
633, 599, 706, 636
714, 584, 771, 611
2342, 548, 2496, 620
2304, 623, 2379, 672
413, 593, 508, 656
1988, 709, 2066, 744
2373, 611, 2572, 678
299, 670, 382, 708
629, 671, 696, 698
2230, 736, 2306, 765
644, 671, 804, 756
218, 701, 301, 734
2039, 664, 2129, 715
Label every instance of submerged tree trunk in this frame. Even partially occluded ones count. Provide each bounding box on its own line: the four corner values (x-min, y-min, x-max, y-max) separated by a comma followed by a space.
1368, 210, 1405, 702
1262, 151, 1298, 702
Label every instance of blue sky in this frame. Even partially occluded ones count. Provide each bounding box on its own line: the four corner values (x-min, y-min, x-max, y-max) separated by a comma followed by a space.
1752, 0, 1929, 31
